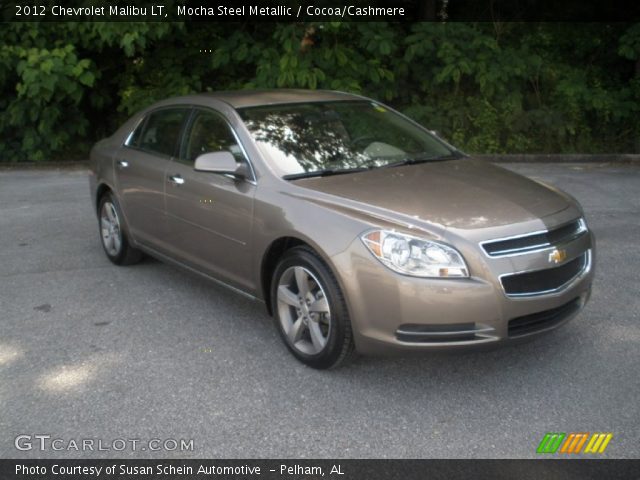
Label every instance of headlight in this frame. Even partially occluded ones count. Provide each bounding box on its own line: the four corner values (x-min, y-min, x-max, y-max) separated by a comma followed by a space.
361, 230, 469, 278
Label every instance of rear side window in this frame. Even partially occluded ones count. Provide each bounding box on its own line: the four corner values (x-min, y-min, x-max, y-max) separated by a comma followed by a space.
137, 108, 188, 157
124, 117, 146, 147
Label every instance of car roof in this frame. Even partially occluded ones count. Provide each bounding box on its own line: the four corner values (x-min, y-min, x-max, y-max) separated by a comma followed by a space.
201, 89, 366, 109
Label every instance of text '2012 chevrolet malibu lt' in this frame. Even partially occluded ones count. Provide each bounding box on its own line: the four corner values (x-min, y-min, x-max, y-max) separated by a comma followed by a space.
89, 89, 595, 369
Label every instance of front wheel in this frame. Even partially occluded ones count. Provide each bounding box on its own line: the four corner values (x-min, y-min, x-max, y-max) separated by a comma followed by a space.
271, 247, 355, 369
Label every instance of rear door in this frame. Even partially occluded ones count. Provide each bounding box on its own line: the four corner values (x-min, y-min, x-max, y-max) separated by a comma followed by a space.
164, 108, 256, 291
115, 107, 190, 250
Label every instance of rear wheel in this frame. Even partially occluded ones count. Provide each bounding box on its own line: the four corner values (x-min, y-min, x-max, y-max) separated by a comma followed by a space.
98, 192, 142, 266
271, 247, 354, 369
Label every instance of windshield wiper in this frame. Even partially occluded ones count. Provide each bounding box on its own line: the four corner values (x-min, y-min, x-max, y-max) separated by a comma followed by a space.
381, 153, 462, 169
283, 167, 369, 181
283, 152, 463, 180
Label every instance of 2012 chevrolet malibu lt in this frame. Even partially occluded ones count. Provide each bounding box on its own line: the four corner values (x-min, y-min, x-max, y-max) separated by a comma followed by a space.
89, 89, 595, 369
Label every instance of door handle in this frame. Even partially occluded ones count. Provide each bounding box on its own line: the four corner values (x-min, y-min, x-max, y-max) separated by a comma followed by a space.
116, 160, 129, 168
168, 175, 185, 186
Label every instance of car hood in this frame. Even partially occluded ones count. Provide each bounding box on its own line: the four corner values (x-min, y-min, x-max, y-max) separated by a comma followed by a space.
291, 158, 572, 230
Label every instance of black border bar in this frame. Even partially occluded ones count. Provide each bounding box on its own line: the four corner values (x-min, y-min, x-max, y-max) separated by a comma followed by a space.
3, 459, 640, 480
3, 0, 640, 22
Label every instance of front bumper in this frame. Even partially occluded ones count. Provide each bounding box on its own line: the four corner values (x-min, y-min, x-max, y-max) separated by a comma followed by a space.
330, 230, 595, 355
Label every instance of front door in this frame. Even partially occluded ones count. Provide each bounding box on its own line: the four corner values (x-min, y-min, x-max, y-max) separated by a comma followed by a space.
164, 108, 256, 291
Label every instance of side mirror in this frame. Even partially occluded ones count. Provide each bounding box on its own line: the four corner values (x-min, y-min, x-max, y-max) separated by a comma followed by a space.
194, 151, 243, 177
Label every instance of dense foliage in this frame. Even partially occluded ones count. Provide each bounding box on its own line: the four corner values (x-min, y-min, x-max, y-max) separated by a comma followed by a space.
1, 21, 639, 161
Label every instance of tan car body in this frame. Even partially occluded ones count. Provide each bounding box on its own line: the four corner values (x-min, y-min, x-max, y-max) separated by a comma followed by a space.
89, 90, 595, 355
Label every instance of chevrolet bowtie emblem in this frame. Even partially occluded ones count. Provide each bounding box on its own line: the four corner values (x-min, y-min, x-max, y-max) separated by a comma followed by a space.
549, 248, 567, 264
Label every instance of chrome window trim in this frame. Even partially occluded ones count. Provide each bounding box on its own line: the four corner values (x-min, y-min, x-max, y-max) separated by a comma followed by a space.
229, 126, 257, 186
480, 218, 587, 258
124, 116, 146, 147
499, 249, 592, 299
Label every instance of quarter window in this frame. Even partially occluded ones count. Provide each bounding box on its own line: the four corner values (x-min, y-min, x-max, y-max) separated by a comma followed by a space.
137, 108, 188, 157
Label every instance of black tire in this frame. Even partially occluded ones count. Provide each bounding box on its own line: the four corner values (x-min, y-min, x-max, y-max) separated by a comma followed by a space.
98, 191, 143, 266
271, 246, 355, 369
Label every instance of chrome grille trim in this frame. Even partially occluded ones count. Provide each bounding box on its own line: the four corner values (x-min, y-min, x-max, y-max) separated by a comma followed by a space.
480, 218, 587, 258
499, 249, 592, 298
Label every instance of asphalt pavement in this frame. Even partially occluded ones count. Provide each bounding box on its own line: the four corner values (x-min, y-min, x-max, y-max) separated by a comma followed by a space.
0, 162, 638, 459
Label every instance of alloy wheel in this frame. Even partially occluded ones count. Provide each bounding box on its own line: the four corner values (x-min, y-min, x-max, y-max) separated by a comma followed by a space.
100, 201, 122, 256
276, 266, 332, 355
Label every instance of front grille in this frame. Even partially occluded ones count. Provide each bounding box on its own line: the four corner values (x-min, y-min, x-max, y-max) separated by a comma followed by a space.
396, 323, 495, 343
508, 297, 581, 338
482, 219, 586, 257
501, 252, 587, 296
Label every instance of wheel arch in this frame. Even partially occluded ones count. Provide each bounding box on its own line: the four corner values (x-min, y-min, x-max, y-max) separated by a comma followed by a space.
260, 236, 342, 316
261, 237, 306, 315
95, 182, 113, 215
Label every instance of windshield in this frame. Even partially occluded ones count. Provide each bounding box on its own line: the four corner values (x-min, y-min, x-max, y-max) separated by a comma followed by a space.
238, 101, 456, 178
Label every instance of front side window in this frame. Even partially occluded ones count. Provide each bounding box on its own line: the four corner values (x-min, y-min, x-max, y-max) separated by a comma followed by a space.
182, 110, 245, 164
137, 108, 188, 157
238, 101, 455, 177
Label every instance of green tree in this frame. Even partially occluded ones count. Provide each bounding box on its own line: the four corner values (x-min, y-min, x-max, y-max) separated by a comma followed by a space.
1, 21, 639, 162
